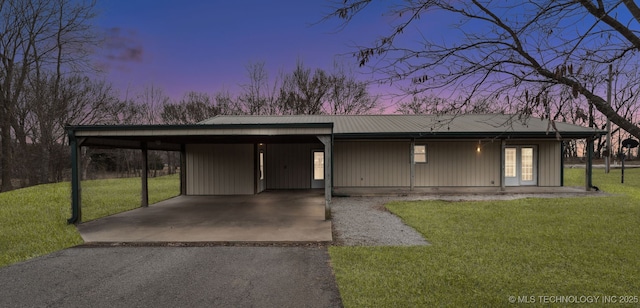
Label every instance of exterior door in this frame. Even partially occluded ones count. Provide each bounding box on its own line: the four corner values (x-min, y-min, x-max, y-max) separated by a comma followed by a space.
311, 150, 324, 189
504, 146, 537, 186
257, 149, 266, 192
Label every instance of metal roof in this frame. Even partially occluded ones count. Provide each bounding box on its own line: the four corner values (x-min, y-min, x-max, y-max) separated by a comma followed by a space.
200, 114, 603, 139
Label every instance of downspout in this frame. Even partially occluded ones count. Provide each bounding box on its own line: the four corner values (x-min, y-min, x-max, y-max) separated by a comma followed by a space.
67, 128, 82, 224
500, 139, 506, 191
325, 134, 333, 219
560, 141, 564, 187
410, 139, 415, 191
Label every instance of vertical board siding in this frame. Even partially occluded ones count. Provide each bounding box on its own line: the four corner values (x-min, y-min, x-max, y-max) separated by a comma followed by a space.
266, 143, 320, 189
537, 141, 561, 186
186, 144, 254, 195
415, 141, 501, 186
333, 141, 410, 187
184, 140, 562, 193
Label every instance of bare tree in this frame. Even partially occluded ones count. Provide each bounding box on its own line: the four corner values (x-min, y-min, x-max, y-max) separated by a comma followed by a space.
397, 94, 508, 115
136, 85, 170, 124
0, 0, 97, 191
278, 61, 331, 115
161, 91, 228, 124
213, 90, 241, 115
19, 74, 121, 185
328, 0, 640, 139
237, 61, 280, 115
235, 60, 385, 116
325, 62, 381, 114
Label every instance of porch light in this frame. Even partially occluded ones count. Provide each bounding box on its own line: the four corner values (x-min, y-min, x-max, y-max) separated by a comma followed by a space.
476, 141, 481, 153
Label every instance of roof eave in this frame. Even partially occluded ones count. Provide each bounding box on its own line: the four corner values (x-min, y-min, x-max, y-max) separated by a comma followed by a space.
334, 130, 605, 139
65, 122, 335, 132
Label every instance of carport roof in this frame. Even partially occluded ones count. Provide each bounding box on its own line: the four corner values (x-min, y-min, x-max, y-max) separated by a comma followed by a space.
201, 114, 604, 139
66, 114, 604, 150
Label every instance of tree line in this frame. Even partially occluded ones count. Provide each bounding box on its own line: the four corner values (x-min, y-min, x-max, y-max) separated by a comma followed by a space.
1, 58, 382, 190
3, 0, 639, 191
0, 0, 382, 191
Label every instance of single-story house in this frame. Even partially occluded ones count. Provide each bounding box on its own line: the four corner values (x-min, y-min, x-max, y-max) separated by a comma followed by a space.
66, 114, 604, 223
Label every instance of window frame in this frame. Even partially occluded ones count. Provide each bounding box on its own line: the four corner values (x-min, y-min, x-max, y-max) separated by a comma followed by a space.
313, 151, 324, 181
413, 144, 428, 164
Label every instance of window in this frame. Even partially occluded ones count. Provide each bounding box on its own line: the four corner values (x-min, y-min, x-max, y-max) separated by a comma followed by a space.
313, 151, 324, 180
414, 144, 427, 163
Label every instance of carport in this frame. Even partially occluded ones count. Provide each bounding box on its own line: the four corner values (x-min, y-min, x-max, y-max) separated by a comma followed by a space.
66, 122, 334, 226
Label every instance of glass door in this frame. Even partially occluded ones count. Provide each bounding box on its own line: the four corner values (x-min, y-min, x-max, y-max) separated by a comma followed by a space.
504, 147, 518, 186
519, 147, 536, 185
504, 146, 537, 186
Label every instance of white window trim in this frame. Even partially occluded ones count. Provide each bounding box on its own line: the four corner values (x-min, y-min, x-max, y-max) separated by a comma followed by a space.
414, 144, 427, 164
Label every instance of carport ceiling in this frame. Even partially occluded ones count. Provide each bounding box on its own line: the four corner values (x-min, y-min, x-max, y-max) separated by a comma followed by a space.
81, 135, 324, 150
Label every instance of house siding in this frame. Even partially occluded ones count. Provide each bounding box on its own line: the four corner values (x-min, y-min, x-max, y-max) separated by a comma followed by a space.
415, 141, 501, 186
537, 141, 561, 186
334, 139, 562, 188
266, 143, 321, 189
333, 141, 411, 187
186, 144, 254, 195
183, 139, 562, 194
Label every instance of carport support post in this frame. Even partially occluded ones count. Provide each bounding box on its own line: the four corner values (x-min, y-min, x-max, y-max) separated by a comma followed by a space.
67, 131, 82, 224
585, 136, 594, 191
318, 135, 332, 220
141, 142, 149, 207
180, 144, 186, 195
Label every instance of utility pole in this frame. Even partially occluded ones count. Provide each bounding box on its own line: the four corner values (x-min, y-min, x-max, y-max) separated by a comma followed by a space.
605, 64, 612, 173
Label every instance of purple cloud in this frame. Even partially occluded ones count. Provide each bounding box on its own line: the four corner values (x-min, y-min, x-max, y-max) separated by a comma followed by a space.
99, 27, 144, 69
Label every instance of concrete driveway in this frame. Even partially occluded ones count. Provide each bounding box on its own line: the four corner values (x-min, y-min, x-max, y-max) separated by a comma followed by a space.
78, 190, 332, 243
0, 246, 342, 308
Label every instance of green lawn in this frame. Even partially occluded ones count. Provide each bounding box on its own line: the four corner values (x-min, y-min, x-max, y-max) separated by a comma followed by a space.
330, 168, 640, 307
0, 174, 179, 268
3, 169, 639, 306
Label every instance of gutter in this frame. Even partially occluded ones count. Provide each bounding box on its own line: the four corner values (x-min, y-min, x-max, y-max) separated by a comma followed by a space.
333, 131, 606, 140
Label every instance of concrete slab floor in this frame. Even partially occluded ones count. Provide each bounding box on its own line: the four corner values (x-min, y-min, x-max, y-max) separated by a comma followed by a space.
77, 190, 332, 243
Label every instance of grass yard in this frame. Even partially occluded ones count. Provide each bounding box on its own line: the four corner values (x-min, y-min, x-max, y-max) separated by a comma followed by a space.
330, 168, 640, 307
0, 174, 179, 268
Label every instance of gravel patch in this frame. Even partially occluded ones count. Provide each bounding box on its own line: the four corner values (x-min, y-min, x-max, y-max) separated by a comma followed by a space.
331, 196, 430, 247
331, 192, 603, 246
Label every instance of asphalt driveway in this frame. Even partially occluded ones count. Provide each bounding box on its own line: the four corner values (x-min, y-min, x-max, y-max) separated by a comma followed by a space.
0, 246, 342, 308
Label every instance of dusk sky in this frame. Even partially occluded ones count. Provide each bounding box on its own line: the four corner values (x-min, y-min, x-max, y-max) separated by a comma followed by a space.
93, 1, 399, 102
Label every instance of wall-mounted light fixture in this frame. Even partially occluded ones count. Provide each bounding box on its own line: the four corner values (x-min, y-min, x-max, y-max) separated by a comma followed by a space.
476, 140, 481, 153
